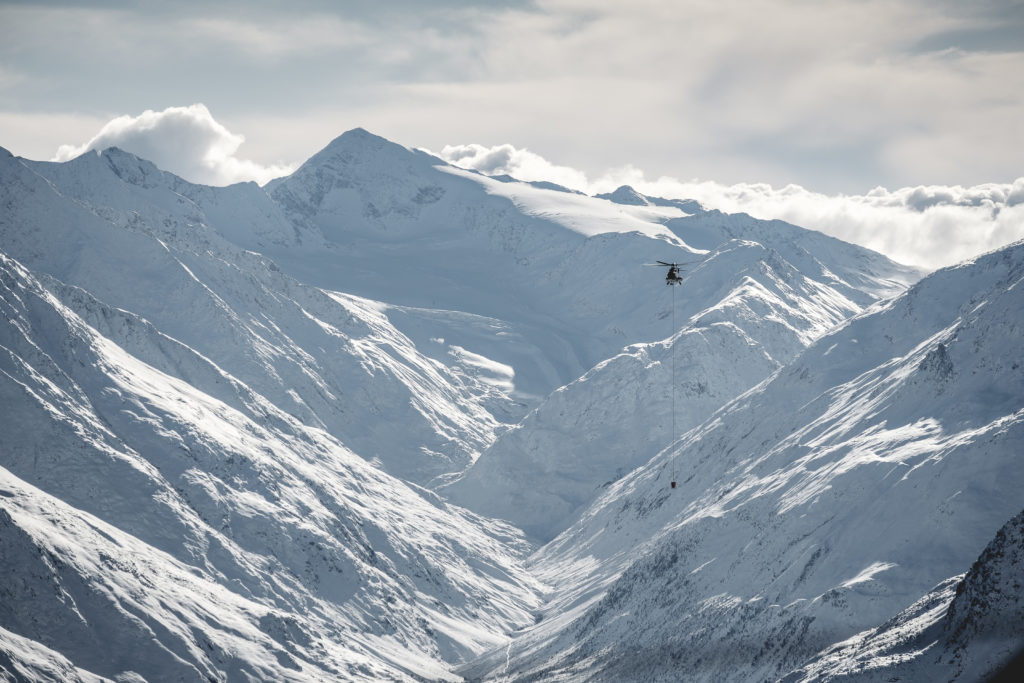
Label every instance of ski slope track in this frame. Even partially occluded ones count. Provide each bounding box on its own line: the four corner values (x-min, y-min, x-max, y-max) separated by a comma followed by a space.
0, 131, 1019, 681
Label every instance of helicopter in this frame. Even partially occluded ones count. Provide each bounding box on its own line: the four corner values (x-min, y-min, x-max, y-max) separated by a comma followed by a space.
646, 260, 687, 285
645, 259, 695, 492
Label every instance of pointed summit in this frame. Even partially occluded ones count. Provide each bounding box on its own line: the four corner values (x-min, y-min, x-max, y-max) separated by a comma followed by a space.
265, 128, 443, 198
597, 185, 650, 206
298, 127, 438, 172
265, 127, 455, 246
98, 146, 170, 188
320, 126, 389, 153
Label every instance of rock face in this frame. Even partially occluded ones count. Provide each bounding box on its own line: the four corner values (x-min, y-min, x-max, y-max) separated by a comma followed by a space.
783, 508, 1024, 682
941, 508, 1024, 680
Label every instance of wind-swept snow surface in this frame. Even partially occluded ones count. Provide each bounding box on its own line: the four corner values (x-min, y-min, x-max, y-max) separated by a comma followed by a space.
0, 138, 557, 679
262, 130, 701, 399
784, 507, 1024, 681
444, 215, 919, 543
0, 252, 543, 680
0, 144, 509, 484
4, 129, 1014, 683
261, 131, 919, 402
461, 241, 1024, 682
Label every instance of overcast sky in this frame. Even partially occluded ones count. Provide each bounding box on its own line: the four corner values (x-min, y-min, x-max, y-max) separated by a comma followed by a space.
1, 0, 1023, 269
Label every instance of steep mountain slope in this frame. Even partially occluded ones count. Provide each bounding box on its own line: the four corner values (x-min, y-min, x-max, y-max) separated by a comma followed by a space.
601, 185, 914, 304
443, 185, 922, 542
443, 237, 872, 542
0, 145, 511, 484
0, 251, 543, 680
461, 240, 1024, 682
261, 130, 696, 399
0, 130, 966, 683
261, 133, 920, 402
784, 507, 1024, 682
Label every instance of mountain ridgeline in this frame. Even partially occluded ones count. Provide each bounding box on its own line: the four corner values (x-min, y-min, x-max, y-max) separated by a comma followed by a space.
0, 131, 1020, 681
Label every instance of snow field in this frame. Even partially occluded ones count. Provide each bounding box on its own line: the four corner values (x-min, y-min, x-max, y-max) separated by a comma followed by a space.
1, 129, 1019, 682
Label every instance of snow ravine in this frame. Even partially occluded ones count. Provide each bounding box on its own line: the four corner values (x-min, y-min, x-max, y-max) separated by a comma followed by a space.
2, 132, 1019, 682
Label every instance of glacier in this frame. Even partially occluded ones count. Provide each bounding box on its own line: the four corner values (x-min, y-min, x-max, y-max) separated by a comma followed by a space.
0, 131, 1020, 682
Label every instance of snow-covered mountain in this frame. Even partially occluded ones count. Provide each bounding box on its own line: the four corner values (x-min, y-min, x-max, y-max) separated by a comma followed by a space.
442, 229, 908, 542
459, 240, 1024, 681
784, 507, 1024, 681
0, 140, 553, 679
0, 143, 513, 485
259, 130, 916, 400
1, 129, 1018, 682
0, 244, 543, 680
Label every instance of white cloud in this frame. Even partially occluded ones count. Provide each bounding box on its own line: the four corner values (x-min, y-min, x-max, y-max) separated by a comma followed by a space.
440, 142, 1024, 272
663, 177, 1024, 272
439, 143, 590, 190
53, 104, 294, 186
6, 1, 1023, 193
40, 100, 1024, 272
450, 0, 1024, 191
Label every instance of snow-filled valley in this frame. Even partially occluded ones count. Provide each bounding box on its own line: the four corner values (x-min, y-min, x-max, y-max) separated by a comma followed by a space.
0, 131, 1021, 682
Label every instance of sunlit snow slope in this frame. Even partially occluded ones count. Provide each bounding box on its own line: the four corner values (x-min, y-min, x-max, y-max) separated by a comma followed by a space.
460, 241, 1024, 682
784, 507, 1024, 681
444, 197, 920, 542
5, 126, 1004, 683
0, 248, 544, 680
0, 144, 510, 484
261, 131, 919, 404
0, 142, 553, 680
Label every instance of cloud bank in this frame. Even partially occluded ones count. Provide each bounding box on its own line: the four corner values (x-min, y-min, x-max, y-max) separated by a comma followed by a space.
440, 143, 590, 191
7, 2, 1022, 196
53, 104, 293, 186
440, 143, 1024, 272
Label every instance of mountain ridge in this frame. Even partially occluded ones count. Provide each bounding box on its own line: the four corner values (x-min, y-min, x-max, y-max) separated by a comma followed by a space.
0, 248, 543, 680
463, 239, 1024, 681
1, 129, 1018, 682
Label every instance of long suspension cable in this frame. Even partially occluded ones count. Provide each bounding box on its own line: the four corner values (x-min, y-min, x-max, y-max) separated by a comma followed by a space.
671, 281, 677, 485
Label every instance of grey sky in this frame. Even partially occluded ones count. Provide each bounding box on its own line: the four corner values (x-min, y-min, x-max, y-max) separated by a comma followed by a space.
2, 0, 1022, 194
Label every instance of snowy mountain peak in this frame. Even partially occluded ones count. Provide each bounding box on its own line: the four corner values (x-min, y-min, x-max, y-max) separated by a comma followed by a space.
596, 185, 706, 214
3, 127, 1019, 682
98, 146, 171, 188
291, 126, 439, 177
320, 126, 389, 154
263, 127, 452, 248
462, 238, 1023, 682
598, 185, 651, 206
319, 126, 390, 152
